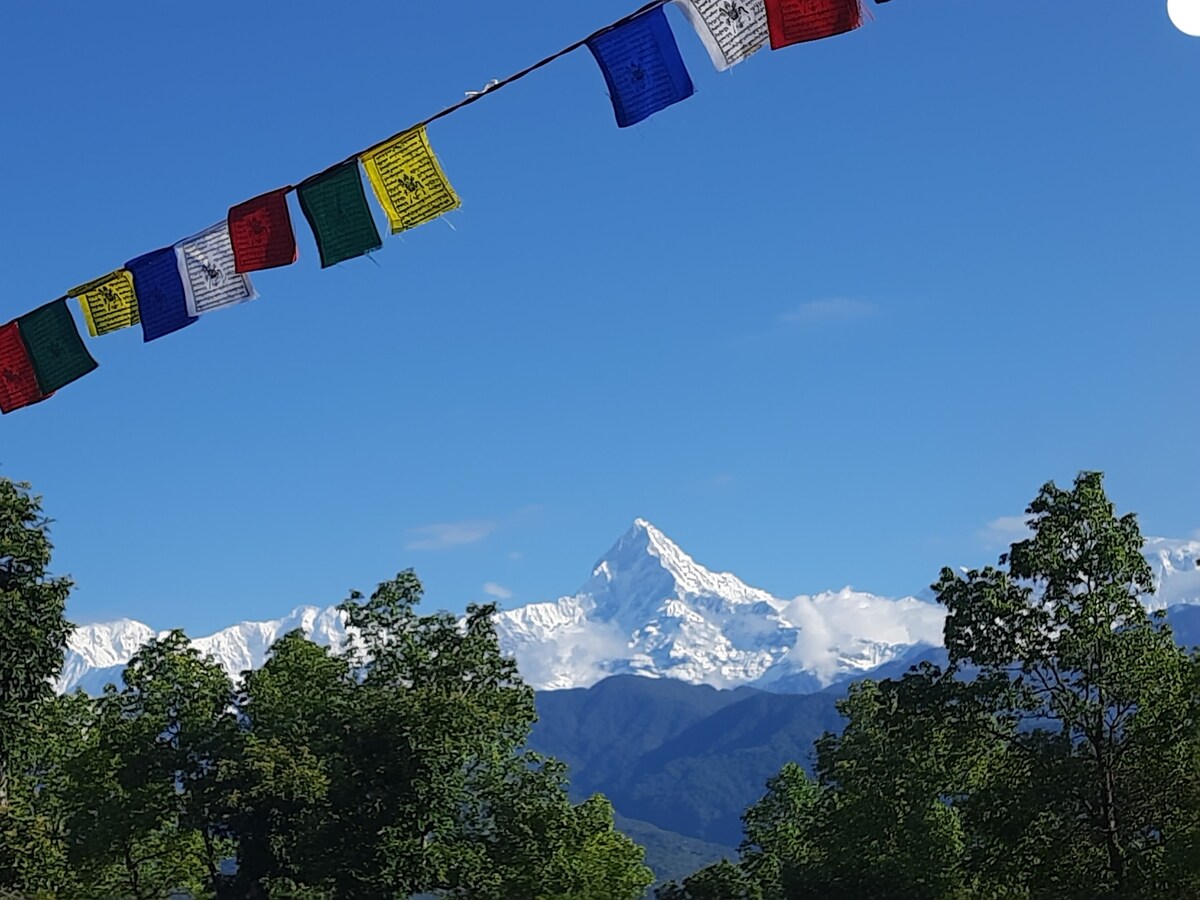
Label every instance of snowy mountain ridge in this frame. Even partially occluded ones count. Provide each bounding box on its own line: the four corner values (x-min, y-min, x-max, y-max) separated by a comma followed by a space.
55, 521, 1200, 696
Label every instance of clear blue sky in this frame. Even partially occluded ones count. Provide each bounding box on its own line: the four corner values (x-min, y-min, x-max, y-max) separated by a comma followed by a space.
2, 2, 1196, 632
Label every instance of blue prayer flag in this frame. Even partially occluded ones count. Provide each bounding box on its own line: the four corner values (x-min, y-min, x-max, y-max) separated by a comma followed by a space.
125, 248, 197, 343
588, 7, 695, 128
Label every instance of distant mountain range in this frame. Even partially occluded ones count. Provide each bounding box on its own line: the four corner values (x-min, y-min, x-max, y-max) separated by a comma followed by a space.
57, 519, 1200, 696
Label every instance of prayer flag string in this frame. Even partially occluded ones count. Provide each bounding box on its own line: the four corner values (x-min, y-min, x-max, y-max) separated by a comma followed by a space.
4, 0, 882, 414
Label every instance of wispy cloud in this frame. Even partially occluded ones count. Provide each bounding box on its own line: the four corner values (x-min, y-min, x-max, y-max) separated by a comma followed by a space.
779, 298, 879, 329
404, 520, 496, 551
978, 515, 1032, 550
483, 582, 513, 600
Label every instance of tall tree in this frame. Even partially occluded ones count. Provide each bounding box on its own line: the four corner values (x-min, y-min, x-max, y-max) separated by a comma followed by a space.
0, 479, 72, 811
664, 472, 1199, 900
936, 471, 1200, 898
222, 629, 352, 897
317, 571, 540, 896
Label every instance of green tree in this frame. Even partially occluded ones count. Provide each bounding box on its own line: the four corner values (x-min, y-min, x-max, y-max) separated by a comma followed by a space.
309, 571, 539, 896
63, 631, 237, 898
225, 570, 652, 899
0, 479, 72, 812
221, 630, 352, 897
803, 670, 1005, 900
736, 762, 822, 899
936, 472, 1200, 898
721, 673, 992, 900
462, 752, 653, 900
665, 472, 1199, 900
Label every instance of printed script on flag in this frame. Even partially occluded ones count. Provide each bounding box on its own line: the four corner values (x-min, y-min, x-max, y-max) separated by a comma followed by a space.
175, 222, 257, 316
362, 128, 461, 235
674, 0, 769, 71
69, 270, 140, 337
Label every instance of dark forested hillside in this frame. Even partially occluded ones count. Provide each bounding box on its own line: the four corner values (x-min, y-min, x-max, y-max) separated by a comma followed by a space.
529, 676, 842, 845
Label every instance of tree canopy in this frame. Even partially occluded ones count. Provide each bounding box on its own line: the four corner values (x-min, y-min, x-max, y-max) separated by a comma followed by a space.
661, 472, 1200, 900
0, 477, 653, 900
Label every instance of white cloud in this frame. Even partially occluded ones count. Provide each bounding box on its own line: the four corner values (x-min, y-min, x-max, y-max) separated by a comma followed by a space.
979, 515, 1032, 550
404, 520, 495, 551
504, 619, 632, 690
779, 298, 879, 328
483, 582, 513, 600
780, 589, 946, 682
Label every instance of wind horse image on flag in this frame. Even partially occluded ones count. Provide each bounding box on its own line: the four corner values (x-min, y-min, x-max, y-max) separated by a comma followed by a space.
362, 127, 460, 235
228, 188, 298, 274
675, 0, 769, 71
174, 222, 258, 317
69, 269, 140, 338
588, 6, 695, 128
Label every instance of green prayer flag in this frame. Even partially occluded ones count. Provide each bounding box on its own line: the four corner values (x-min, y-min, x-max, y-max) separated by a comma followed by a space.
17, 298, 98, 395
296, 162, 383, 268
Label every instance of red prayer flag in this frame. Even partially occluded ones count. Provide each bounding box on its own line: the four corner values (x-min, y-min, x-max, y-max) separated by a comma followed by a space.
765, 0, 862, 49
0, 321, 49, 414
228, 189, 298, 273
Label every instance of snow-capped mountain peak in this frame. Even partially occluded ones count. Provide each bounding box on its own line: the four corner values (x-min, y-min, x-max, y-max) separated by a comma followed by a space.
1142, 537, 1200, 610
579, 519, 783, 625
491, 520, 933, 692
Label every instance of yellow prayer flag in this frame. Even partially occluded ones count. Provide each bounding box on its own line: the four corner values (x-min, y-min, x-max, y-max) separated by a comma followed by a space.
68, 270, 140, 337
362, 127, 461, 235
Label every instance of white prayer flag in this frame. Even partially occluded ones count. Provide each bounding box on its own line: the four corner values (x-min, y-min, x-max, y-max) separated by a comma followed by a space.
175, 222, 258, 317
674, 0, 769, 71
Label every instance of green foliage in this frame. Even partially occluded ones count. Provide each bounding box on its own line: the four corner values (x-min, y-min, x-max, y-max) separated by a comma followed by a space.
938, 472, 1200, 898
668, 472, 1200, 900
0, 479, 72, 812
0, 535, 653, 899
0, 692, 91, 895
60, 631, 237, 897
